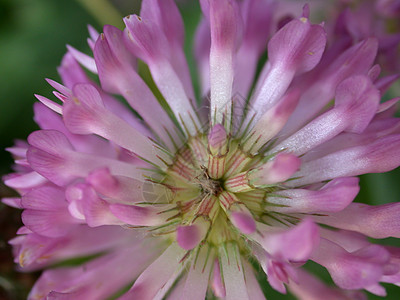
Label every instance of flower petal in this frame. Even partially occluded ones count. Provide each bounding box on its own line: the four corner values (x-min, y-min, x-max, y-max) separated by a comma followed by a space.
120, 243, 186, 300
220, 243, 249, 300
21, 186, 78, 237
66, 44, 97, 73
250, 17, 326, 119
176, 218, 209, 250
313, 202, 400, 238
27, 130, 143, 186
282, 38, 378, 136
140, 0, 195, 101
29, 244, 158, 299
312, 238, 389, 289
268, 177, 359, 213
249, 153, 301, 186
208, 0, 242, 125
179, 246, 214, 300
124, 15, 201, 136
290, 134, 400, 186
243, 261, 266, 300
270, 75, 380, 156
261, 218, 320, 262
86, 167, 145, 204
109, 203, 176, 226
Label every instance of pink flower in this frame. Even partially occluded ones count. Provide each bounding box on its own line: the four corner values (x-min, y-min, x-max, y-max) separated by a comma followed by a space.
3, 0, 400, 299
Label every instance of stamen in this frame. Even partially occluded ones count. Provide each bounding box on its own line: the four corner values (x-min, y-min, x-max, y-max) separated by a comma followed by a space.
218, 191, 239, 210
223, 147, 252, 178
224, 172, 253, 193
196, 195, 220, 221
208, 124, 229, 179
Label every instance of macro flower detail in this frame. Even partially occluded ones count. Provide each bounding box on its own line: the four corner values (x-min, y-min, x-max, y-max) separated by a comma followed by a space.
3, 0, 400, 299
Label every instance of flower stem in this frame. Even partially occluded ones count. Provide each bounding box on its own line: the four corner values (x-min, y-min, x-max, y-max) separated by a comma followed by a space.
75, 0, 124, 28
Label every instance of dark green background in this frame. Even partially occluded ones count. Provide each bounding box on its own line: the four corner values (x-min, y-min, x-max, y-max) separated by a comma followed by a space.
0, 0, 399, 299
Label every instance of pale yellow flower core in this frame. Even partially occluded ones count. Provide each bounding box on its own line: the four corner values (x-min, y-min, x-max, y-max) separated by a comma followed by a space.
144, 133, 290, 251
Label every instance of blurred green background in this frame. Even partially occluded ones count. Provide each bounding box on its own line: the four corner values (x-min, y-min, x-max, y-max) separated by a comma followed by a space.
0, 0, 400, 299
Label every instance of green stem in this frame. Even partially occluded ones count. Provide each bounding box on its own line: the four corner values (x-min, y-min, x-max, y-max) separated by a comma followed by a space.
75, 0, 124, 28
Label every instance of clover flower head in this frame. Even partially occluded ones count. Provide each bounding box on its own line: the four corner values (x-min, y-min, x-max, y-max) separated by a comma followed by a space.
4, 0, 400, 299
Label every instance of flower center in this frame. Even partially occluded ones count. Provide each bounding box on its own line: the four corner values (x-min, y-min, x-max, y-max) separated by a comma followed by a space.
140, 127, 260, 251
143, 122, 300, 252
196, 167, 223, 196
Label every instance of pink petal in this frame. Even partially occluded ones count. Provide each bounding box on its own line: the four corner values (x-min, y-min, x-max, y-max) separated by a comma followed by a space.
377, 97, 400, 114
208, 0, 242, 125
249, 153, 301, 186
28, 128, 74, 154
334, 75, 380, 133
124, 15, 200, 135
230, 210, 256, 234
140, 0, 195, 102
261, 218, 320, 262
87, 167, 145, 204
66, 44, 97, 73
166, 275, 186, 300
2, 197, 22, 209
271, 75, 379, 156
243, 89, 300, 154
376, 73, 400, 94
34, 94, 62, 114
300, 117, 400, 162
29, 244, 158, 299
27, 130, 143, 186
268, 18, 326, 75
290, 134, 400, 186
58, 52, 90, 88
243, 261, 266, 300
250, 17, 326, 119
252, 244, 296, 295
21, 186, 67, 211
141, 0, 183, 45
33, 102, 116, 158
103, 25, 136, 69
233, 0, 274, 97
176, 219, 209, 250
220, 243, 249, 300
123, 14, 168, 62
93, 31, 180, 149
45, 78, 72, 97
120, 243, 186, 300
266, 260, 290, 293
4, 171, 47, 190
312, 238, 389, 289
320, 228, 369, 253
5, 145, 28, 158
268, 177, 359, 213
13, 225, 134, 269
365, 283, 387, 296
288, 269, 367, 300
63, 83, 165, 164
77, 183, 124, 227
313, 202, 400, 238
368, 64, 381, 81
21, 210, 76, 238
87, 24, 99, 43
93, 29, 135, 94
109, 203, 176, 226
179, 246, 214, 300
282, 38, 378, 137
211, 259, 226, 297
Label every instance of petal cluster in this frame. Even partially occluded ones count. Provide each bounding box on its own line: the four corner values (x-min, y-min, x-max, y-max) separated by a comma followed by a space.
3, 0, 400, 299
